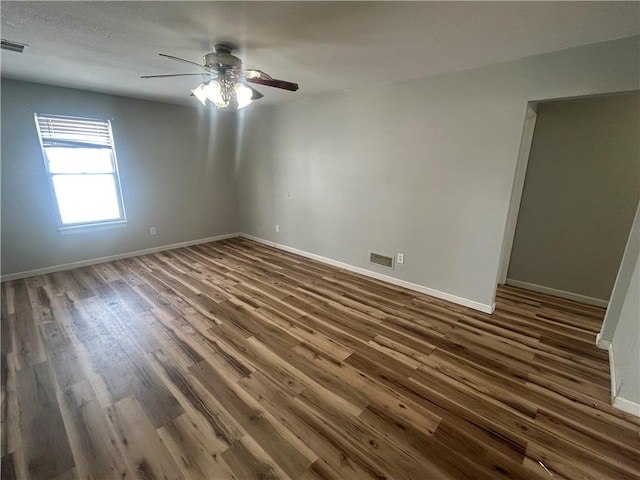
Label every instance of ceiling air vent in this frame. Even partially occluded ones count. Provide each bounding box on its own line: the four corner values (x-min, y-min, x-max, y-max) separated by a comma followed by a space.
369, 252, 394, 269
1, 39, 27, 53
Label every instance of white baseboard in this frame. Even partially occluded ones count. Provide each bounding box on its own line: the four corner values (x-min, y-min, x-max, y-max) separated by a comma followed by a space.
595, 332, 611, 350
613, 396, 640, 417
608, 343, 617, 402
505, 278, 609, 308
607, 342, 640, 418
1, 232, 240, 282
240, 233, 277, 248
2, 230, 495, 314
240, 233, 495, 314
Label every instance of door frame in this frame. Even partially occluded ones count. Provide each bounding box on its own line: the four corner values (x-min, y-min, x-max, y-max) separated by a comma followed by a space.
497, 103, 538, 285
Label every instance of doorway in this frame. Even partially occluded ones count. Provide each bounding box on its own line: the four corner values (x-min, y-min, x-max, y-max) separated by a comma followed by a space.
498, 91, 640, 307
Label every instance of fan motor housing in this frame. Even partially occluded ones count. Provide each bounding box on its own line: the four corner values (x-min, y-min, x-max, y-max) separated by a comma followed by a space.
204, 44, 242, 69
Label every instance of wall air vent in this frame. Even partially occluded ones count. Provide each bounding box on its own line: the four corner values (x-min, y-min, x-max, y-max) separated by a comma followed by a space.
369, 252, 394, 269
1, 39, 27, 53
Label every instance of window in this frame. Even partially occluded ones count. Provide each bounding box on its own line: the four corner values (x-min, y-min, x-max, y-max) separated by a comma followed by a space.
35, 114, 126, 230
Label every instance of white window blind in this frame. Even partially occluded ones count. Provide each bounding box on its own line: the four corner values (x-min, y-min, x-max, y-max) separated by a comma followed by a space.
35, 114, 127, 229
36, 115, 113, 148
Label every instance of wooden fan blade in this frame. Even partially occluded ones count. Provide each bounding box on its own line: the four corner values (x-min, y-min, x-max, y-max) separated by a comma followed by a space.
245, 77, 299, 92
158, 53, 210, 71
140, 73, 213, 79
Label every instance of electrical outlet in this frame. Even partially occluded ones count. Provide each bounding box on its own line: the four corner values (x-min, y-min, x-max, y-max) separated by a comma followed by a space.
275, 224, 280, 233
149, 226, 157, 235
397, 253, 405, 264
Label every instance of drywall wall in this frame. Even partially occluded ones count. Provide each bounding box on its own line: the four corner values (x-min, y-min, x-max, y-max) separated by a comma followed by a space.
599, 205, 639, 346
507, 92, 640, 302
1, 79, 239, 276
611, 250, 640, 413
236, 36, 640, 310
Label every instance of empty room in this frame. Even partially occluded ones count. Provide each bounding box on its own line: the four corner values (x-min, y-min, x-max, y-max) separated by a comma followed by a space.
1, 2, 639, 479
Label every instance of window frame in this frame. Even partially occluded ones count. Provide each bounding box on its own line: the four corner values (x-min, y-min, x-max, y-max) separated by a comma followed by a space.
34, 113, 128, 233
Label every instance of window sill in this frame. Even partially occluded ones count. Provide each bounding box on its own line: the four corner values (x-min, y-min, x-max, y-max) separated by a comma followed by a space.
58, 220, 128, 235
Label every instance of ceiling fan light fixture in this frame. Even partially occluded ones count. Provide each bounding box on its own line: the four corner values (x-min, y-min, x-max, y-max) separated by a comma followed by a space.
203, 80, 228, 109
144, 46, 298, 107
191, 84, 208, 106
234, 83, 253, 109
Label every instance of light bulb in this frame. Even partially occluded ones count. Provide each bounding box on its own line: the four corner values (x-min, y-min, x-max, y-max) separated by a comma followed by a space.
204, 81, 228, 108
234, 83, 253, 109
191, 84, 208, 106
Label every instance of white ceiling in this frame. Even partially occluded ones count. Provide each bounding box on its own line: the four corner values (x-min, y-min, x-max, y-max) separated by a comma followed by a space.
1, 1, 639, 107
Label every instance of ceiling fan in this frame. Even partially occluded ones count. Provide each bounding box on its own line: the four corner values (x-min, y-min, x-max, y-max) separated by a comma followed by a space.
141, 44, 299, 109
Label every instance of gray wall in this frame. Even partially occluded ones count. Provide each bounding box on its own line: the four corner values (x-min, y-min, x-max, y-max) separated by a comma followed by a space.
611, 249, 639, 410
1, 79, 239, 276
507, 92, 640, 301
600, 205, 639, 345
236, 36, 640, 310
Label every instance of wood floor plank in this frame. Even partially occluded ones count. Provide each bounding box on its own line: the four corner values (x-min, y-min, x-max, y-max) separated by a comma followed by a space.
238, 371, 380, 480
2, 237, 638, 480
157, 413, 238, 480
11, 280, 33, 314
295, 344, 441, 435
129, 358, 185, 428
534, 410, 640, 475
146, 348, 245, 452
39, 323, 85, 392
253, 304, 354, 362
12, 311, 46, 371
16, 362, 75, 479
105, 395, 183, 480
1, 452, 17, 480
1, 307, 13, 356
50, 467, 76, 480
50, 271, 93, 300
292, 387, 423, 480
220, 436, 290, 480
57, 381, 130, 480
2, 354, 22, 460
1, 354, 10, 457
189, 360, 315, 479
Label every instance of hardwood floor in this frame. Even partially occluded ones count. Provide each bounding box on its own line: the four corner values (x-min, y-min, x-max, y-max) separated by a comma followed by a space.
1, 237, 638, 480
